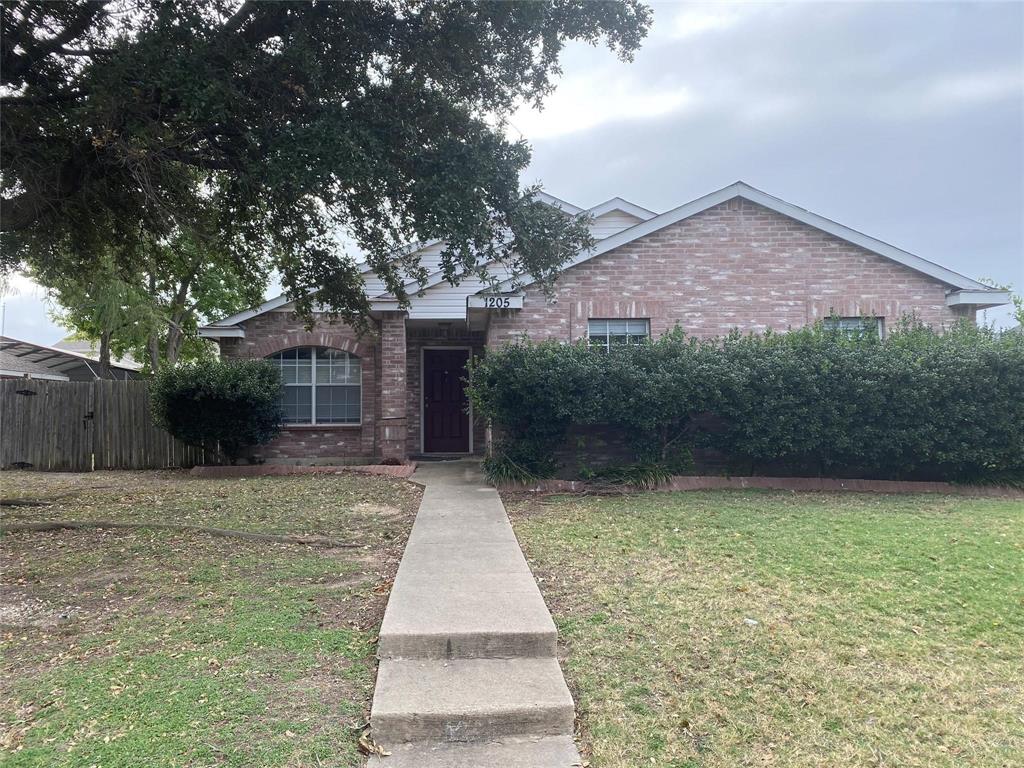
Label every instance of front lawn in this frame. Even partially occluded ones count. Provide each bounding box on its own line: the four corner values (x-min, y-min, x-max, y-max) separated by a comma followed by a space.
0, 470, 421, 767
508, 491, 1024, 768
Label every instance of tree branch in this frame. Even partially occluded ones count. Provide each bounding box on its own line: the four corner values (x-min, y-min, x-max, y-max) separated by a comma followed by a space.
2, 3, 110, 86
223, 0, 257, 33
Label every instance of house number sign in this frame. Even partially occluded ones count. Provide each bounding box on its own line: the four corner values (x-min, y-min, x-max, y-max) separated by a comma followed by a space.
467, 295, 524, 310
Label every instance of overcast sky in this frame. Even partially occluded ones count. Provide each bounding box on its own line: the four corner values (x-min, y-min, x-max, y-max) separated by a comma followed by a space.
3, 0, 1022, 343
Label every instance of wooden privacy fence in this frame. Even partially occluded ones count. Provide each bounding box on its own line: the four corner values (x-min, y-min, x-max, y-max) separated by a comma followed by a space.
1, 379, 210, 471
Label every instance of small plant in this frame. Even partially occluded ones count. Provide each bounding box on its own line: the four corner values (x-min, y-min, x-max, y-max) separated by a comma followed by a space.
151, 358, 283, 464
483, 452, 541, 485
589, 462, 673, 490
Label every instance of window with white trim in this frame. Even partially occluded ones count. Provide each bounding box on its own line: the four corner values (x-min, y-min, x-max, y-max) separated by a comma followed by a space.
822, 317, 884, 338
268, 347, 361, 425
587, 319, 650, 351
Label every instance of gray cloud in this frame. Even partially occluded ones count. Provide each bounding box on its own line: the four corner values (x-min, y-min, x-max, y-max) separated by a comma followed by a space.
522, 1, 1023, 325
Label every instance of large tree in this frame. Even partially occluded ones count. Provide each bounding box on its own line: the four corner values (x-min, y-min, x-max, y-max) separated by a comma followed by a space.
38, 253, 158, 378
1, 0, 651, 323
34, 221, 267, 372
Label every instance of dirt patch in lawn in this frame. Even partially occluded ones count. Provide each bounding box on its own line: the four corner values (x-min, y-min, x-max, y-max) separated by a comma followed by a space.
0, 470, 421, 768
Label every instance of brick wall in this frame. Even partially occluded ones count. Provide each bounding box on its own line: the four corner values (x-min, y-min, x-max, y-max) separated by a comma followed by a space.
377, 312, 408, 460
487, 198, 973, 347
219, 312, 379, 461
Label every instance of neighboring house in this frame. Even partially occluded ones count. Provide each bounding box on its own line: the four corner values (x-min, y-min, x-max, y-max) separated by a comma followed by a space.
53, 337, 141, 370
0, 336, 143, 381
199, 181, 1009, 464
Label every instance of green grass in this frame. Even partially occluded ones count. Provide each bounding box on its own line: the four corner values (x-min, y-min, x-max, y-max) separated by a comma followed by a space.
1, 470, 421, 767
508, 491, 1024, 768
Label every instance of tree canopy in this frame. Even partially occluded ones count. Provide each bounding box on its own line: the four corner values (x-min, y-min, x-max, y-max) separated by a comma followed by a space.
1, 0, 651, 323
34, 221, 266, 373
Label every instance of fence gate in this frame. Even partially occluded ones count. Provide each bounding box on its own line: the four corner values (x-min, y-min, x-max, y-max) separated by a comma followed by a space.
1, 380, 96, 471
1, 379, 208, 471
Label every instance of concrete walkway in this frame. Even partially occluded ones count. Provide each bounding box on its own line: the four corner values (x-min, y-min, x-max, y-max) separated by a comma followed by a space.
369, 461, 580, 767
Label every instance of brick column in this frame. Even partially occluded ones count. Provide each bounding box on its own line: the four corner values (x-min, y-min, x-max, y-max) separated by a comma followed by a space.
378, 311, 408, 461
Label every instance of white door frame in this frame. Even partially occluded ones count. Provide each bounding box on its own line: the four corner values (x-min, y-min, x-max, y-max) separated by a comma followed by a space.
419, 346, 474, 455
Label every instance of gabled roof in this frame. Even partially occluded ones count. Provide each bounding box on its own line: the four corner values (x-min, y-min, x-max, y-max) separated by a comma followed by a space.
379, 194, 656, 300
492, 181, 997, 294
586, 197, 657, 220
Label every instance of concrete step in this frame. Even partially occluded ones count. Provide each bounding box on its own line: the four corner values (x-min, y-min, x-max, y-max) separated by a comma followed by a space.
378, 572, 557, 659
371, 658, 575, 745
367, 735, 582, 767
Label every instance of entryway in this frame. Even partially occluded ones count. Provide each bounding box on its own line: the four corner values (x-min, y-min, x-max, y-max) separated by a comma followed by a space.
421, 348, 471, 454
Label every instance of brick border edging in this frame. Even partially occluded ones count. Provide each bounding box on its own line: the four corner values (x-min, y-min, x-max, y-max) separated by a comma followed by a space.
189, 463, 417, 480
498, 475, 1024, 498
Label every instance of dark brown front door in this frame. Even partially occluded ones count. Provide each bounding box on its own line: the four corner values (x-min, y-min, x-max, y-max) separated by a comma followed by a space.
422, 348, 470, 453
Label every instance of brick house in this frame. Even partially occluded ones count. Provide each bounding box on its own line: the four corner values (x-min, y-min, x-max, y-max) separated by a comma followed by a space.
199, 182, 1009, 464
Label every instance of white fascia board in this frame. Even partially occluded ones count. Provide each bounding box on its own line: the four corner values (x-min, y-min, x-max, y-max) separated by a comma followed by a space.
198, 325, 246, 338
495, 181, 993, 293
946, 289, 1011, 308
209, 293, 302, 327
586, 197, 657, 220
534, 191, 584, 215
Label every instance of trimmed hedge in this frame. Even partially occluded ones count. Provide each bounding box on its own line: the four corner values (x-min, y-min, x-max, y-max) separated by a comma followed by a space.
467, 322, 1024, 484
151, 358, 283, 463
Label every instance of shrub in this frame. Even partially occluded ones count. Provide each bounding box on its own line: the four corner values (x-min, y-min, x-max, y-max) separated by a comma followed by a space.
467, 322, 1024, 484
469, 340, 606, 478
151, 358, 283, 463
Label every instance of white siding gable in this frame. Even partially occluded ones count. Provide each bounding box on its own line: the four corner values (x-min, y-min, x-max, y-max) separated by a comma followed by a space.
589, 210, 644, 240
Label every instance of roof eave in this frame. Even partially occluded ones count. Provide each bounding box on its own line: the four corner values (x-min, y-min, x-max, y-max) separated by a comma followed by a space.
198, 325, 246, 339
0, 368, 70, 381
946, 289, 1011, 309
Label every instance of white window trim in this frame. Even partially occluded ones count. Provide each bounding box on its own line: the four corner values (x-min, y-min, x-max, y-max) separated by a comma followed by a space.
823, 316, 886, 338
419, 346, 474, 455
273, 347, 362, 427
587, 318, 651, 352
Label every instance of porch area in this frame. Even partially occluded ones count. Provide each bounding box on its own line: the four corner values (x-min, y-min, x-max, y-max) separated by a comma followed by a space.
399, 321, 488, 461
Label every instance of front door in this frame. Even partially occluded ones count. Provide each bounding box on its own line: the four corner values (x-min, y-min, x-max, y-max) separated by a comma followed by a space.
422, 348, 470, 453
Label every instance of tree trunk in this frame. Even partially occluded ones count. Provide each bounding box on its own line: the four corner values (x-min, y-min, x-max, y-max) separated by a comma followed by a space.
147, 333, 161, 372
142, 270, 161, 372
163, 262, 198, 368
165, 313, 184, 367
97, 330, 112, 379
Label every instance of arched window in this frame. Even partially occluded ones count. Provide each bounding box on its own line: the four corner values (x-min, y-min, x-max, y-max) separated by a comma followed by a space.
267, 347, 361, 425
